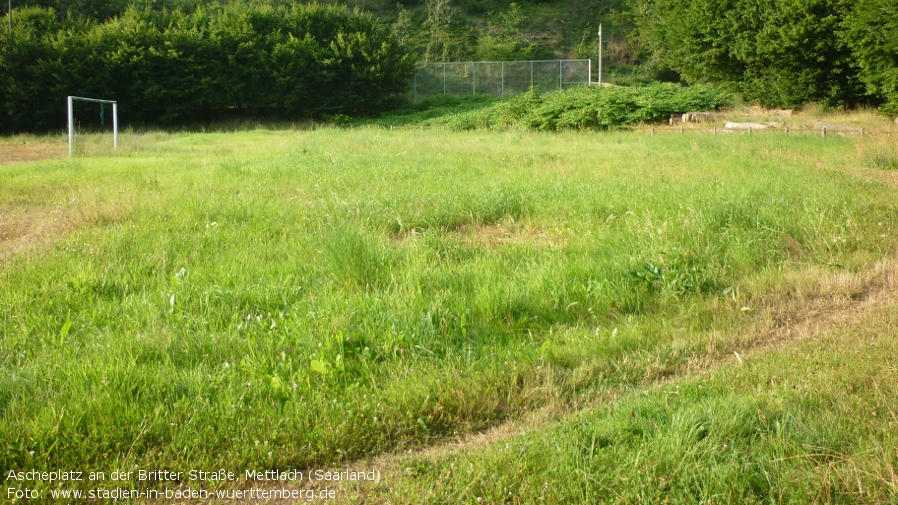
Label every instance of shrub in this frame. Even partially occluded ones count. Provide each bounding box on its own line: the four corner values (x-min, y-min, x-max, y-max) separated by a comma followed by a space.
375, 83, 732, 131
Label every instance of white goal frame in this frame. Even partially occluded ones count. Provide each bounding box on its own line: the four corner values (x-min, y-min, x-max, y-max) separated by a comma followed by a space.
67, 95, 118, 156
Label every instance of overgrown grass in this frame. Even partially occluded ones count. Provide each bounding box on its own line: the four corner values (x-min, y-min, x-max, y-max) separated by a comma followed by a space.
383, 295, 898, 504
1, 126, 897, 501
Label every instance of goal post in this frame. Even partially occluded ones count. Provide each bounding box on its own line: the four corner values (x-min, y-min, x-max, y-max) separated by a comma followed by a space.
67, 95, 118, 156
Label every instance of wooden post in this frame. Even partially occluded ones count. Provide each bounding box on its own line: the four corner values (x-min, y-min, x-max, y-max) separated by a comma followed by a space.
822, 127, 827, 138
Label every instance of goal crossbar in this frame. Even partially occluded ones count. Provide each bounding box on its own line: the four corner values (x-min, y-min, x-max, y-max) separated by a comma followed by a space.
68, 95, 118, 156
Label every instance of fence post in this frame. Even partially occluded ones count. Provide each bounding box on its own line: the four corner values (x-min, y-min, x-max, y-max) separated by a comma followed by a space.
822, 127, 827, 138
558, 60, 562, 90
443, 63, 446, 95
530, 61, 533, 88
472, 62, 476, 95
501, 61, 505, 98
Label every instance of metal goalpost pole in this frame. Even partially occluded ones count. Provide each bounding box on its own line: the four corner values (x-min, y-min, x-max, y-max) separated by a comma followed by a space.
68, 95, 118, 156
112, 101, 118, 152
67, 96, 74, 157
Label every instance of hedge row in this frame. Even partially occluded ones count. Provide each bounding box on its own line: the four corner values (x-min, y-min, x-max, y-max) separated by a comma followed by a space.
0, 3, 414, 132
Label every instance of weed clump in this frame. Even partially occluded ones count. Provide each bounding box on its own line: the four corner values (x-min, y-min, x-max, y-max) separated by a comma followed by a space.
870, 152, 898, 170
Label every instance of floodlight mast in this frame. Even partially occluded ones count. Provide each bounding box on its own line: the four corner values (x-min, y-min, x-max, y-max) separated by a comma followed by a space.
67, 95, 118, 156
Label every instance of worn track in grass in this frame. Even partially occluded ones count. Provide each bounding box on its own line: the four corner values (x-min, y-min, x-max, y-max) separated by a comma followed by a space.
183, 255, 898, 504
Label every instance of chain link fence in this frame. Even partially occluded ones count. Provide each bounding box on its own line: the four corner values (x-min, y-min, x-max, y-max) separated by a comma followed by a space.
413, 60, 592, 102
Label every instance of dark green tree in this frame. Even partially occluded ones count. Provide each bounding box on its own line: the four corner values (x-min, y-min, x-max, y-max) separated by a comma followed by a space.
844, 0, 898, 117
0, 2, 414, 132
634, 0, 864, 108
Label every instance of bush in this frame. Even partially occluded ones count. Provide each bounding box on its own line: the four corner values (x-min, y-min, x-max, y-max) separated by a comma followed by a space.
511, 83, 730, 130
372, 83, 732, 131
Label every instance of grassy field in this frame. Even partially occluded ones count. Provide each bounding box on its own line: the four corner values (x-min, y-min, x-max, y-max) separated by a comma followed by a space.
2, 124, 898, 503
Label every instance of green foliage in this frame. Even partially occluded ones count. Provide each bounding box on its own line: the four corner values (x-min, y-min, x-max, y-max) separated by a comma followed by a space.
0, 3, 414, 132
371, 83, 732, 130
472, 2, 552, 61
844, 0, 898, 118
422, 0, 473, 62
360, 94, 498, 127
634, 0, 864, 109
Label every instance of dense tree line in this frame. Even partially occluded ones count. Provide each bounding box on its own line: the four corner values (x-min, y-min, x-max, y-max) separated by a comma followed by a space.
0, 2, 413, 132
633, 0, 898, 113
3, 0, 897, 131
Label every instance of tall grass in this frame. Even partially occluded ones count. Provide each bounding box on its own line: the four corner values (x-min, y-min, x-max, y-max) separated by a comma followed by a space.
1, 127, 897, 499
382, 297, 898, 504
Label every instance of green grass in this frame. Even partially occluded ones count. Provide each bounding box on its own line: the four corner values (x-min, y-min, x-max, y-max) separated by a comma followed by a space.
383, 297, 898, 504
1, 126, 897, 502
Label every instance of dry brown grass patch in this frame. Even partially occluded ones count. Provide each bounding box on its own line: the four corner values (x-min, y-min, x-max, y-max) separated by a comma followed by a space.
0, 140, 67, 165
447, 222, 565, 249
0, 207, 69, 259
0, 200, 132, 260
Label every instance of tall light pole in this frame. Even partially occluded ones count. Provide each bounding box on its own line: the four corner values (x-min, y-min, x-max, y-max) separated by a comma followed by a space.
8, 0, 12, 31
598, 24, 603, 85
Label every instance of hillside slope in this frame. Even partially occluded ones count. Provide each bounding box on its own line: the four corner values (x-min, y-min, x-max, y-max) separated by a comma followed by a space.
12, 0, 636, 62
